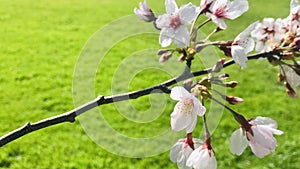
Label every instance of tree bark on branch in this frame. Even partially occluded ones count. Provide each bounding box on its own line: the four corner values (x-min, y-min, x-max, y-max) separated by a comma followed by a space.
0, 52, 271, 147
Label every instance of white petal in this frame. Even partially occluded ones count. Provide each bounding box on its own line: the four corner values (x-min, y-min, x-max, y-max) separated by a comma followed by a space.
226, 0, 249, 19
238, 38, 254, 53
186, 147, 205, 168
207, 155, 217, 169
211, 0, 227, 12
193, 98, 206, 116
248, 125, 283, 158
156, 14, 170, 29
235, 21, 259, 41
170, 86, 193, 101
179, 3, 197, 25
230, 128, 248, 155
248, 134, 272, 158
177, 147, 194, 169
231, 45, 248, 68
249, 116, 279, 129
165, 0, 178, 14
159, 28, 174, 47
170, 103, 193, 131
173, 26, 190, 48
211, 16, 227, 29
185, 113, 198, 133
291, 0, 300, 9
255, 41, 265, 52
170, 142, 184, 162
263, 18, 275, 28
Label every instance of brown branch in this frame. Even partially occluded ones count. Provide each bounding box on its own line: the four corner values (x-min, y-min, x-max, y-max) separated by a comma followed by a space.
0, 51, 273, 147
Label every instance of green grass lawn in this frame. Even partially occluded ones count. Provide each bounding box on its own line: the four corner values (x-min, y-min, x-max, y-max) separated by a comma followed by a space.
0, 0, 299, 168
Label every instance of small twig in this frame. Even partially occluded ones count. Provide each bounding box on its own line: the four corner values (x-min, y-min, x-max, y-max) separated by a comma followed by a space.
0, 51, 274, 147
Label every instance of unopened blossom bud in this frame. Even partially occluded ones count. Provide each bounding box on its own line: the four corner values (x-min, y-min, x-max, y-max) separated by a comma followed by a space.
219, 73, 230, 80
159, 53, 172, 63
226, 81, 238, 88
212, 58, 226, 72
134, 0, 155, 22
156, 49, 169, 55
278, 73, 285, 83
183, 79, 193, 89
290, 37, 300, 50
226, 96, 244, 105
285, 82, 297, 98
178, 55, 186, 62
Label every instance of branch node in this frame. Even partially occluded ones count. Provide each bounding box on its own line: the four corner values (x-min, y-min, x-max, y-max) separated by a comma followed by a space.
96, 95, 105, 105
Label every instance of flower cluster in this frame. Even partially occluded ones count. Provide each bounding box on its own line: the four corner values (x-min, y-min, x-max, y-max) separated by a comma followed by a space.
133, 0, 296, 168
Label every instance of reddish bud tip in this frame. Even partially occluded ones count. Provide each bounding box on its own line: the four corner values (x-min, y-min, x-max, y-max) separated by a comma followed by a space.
226, 81, 238, 88
226, 96, 244, 104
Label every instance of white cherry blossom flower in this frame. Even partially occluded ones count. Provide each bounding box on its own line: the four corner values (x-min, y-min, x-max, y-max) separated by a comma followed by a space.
231, 21, 258, 68
170, 86, 206, 133
206, 0, 249, 29
134, 0, 155, 22
230, 116, 283, 158
170, 138, 203, 169
186, 143, 217, 169
251, 18, 286, 52
155, 0, 197, 48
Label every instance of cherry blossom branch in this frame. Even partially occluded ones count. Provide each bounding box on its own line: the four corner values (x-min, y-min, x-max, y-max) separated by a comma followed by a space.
0, 51, 274, 147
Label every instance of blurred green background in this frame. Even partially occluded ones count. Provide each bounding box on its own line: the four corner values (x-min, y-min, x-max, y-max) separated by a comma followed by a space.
0, 0, 299, 168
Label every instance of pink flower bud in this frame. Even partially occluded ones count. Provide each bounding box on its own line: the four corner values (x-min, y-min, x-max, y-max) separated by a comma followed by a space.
156, 49, 168, 55
219, 73, 230, 80
212, 58, 226, 72
278, 73, 285, 83
134, 0, 155, 22
285, 82, 297, 98
178, 55, 186, 62
226, 81, 238, 88
159, 53, 172, 63
226, 96, 244, 104
183, 79, 193, 89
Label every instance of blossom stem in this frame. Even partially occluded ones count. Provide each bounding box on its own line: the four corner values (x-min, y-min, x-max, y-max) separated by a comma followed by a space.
204, 27, 221, 41
189, 9, 204, 44
196, 18, 211, 31
207, 95, 250, 130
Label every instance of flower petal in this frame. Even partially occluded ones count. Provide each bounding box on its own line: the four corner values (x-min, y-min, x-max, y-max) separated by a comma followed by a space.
238, 37, 254, 53
231, 45, 248, 68
177, 147, 193, 169
226, 0, 249, 20
211, 16, 227, 29
170, 86, 193, 101
230, 128, 248, 155
159, 28, 174, 47
156, 14, 170, 29
193, 98, 206, 116
170, 141, 184, 162
185, 113, 198, 133
211, 0, 227, 12
235, 21, 259, 41
173, 26, 190, 48
249, 116, 279, 129
179, 3, 197, 25
170, 102, 193, 131
248, 125, 283, 158
165, 0, 178, 14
